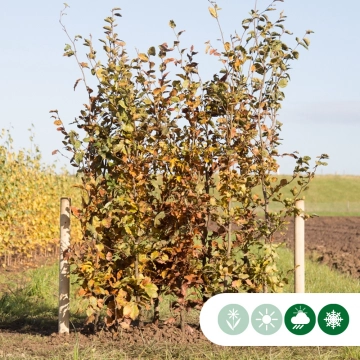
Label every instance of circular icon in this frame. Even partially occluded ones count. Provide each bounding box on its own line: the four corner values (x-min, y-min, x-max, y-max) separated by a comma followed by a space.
251, 304, 282, 335
218, 304, 249, 335
284, 304, 316, 335
318, 304, 349, 335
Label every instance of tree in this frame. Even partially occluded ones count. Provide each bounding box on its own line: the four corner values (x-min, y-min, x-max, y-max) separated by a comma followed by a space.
52, 0, 328, 332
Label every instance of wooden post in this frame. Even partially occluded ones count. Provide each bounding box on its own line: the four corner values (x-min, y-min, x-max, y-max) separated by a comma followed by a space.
294, 199, 305, 293
59, 197, 71, 333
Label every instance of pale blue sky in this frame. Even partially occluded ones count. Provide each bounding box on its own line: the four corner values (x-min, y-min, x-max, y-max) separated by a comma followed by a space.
1, 0, 359, 174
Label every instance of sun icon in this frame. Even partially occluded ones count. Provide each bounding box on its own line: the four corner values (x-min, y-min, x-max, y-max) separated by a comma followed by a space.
255, 307, 279, 331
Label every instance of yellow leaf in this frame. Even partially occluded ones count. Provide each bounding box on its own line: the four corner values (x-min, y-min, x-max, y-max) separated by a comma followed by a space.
224, 42, 231, 52
95, 243, 104, 252
138, 53, 149, 62
151, 251, 159, 260
123, 302, 139, 320
210, 197, 216, 206
234, 58, 241, 70
53, 120, 62, 126
208, 7, 217, 18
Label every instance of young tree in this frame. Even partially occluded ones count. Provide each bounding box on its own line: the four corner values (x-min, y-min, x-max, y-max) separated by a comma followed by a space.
53, 0, 327, 332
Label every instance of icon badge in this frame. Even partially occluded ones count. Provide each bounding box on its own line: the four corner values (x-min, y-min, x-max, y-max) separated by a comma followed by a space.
318, 304, 349, 335
284, 304, 316, 335
251, 304, 282, 335
218, 304, 249, 335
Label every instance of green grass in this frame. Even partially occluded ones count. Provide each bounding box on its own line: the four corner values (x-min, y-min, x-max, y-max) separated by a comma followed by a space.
1, 249, 360, 359
269, 175, 360, 216
0, 260, 84, 331
209, 174, 360, 216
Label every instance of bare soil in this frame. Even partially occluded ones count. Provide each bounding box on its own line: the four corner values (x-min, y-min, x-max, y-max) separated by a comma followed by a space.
275, 216, 360, 278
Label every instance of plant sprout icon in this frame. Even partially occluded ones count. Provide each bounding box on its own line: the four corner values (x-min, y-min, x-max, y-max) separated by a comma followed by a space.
226, 308, 241, 331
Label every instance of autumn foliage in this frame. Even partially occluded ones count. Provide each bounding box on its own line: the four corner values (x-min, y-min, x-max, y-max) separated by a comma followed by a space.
0, 127, 81, 267
54, 1, 328, 331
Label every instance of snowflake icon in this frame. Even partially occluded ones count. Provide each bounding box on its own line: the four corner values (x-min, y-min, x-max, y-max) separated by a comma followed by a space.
324, 310, 343, 329
318, 304, 349, 335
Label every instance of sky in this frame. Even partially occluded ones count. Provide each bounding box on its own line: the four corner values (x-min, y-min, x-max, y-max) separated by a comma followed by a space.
1, 0, 359, 175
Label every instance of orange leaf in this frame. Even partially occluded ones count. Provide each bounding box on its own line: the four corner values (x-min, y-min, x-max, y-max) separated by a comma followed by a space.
71, 206, 80, 217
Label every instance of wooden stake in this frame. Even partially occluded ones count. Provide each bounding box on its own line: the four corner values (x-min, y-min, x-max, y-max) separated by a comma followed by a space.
294, 199, 305, 293
59, 197, 71, 333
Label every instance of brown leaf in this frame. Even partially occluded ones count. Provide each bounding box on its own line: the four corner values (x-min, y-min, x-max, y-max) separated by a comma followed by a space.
52, 150, 58, 155
105, 315, 114, 327
119, 321, 130, 330
164, 317, 176, 325
185, 324, 194, 334
184, 274, 196, 283
181, 283, 188, 296
74, 78, 82, 91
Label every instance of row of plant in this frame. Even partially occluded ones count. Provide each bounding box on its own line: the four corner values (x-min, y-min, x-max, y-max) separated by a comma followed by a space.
54, 0, 328, 331
0, 127, 81, 267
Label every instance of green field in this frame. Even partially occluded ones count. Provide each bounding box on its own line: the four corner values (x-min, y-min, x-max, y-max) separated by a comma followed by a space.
220, 174, 360, 216
271, 175, 360, 216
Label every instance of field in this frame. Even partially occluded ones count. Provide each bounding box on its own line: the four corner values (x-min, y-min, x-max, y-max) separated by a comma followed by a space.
1, 141, 360, 359
1, 242, 360, 359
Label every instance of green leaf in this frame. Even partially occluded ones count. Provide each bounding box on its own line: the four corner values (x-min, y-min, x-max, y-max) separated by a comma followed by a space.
278, 78, 288, 88
143, 283, 158, 298
154, 211, 165, 227
89, 296, 97, 308
74, 151, 83, 164
86, 307, 94, 317
74, 140, 82, 150
292, 50, 299, 59
148, 46, 156, 56
118, 99, 127, 109
122, 124, 134, 133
